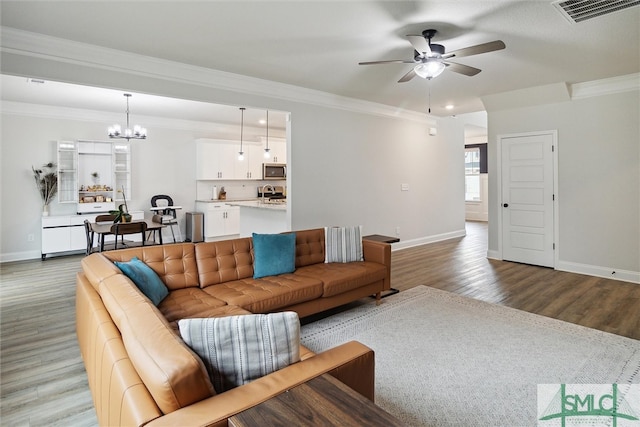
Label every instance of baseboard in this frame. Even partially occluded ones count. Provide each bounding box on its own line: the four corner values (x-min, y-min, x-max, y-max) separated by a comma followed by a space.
486, 249, 500, 260
556, 260, 640, 284
391, 229, 466, 251
1, 250, 42, 263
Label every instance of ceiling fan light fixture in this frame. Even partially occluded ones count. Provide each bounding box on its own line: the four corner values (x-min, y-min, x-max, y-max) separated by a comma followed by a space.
414, 59, 446, 80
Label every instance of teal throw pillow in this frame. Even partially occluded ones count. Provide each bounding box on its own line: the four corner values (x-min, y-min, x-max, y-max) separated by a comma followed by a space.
114, 257, 169, 306
252, 232, 296, 279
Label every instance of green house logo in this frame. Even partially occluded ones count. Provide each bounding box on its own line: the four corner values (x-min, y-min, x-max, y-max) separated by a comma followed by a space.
538, 384, 640, 427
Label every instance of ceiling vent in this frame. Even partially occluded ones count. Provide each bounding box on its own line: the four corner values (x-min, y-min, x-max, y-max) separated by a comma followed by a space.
552, 0, 640, 23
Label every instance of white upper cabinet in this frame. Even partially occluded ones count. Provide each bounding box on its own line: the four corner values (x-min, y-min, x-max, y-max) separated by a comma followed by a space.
196, 139, 236, 179
260, 137, 287, 164
196, 139, 264, 180
236, 144, 263, 180
57, 141, 78, 204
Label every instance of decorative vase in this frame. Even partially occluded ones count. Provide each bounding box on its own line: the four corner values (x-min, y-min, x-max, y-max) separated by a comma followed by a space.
42, 204, 50, 217
122, 213, 132, 223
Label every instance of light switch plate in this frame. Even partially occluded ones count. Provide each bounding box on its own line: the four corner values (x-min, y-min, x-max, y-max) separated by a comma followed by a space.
401, 183, 409, 191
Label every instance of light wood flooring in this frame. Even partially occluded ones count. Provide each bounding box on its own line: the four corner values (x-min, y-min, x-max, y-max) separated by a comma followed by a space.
1, 221, 638, 425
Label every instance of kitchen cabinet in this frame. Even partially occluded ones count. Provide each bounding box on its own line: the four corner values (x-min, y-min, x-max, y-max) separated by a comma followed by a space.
57, 140, 131, 213
235, 144, 263, 179
196, 139, 264, 180
196, 202, 240, 239
261, 137, 287, 164
196, 139, 236, 179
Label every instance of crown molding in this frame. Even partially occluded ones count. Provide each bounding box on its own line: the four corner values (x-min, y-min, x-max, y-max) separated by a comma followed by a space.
570, 73, 640, 99
1, 27, 435, 125
0, 100, 276, 141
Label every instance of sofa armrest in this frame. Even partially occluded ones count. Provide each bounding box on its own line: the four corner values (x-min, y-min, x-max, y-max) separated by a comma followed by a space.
145, 341, 374, 427
363, 239, 391, 291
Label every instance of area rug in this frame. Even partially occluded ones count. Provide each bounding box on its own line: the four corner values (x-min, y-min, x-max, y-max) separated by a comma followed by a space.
300, 286, 640, 426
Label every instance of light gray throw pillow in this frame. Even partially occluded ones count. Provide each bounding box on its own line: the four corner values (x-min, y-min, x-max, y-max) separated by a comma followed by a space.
179, 312, 300, 393
325, 225, 364, 263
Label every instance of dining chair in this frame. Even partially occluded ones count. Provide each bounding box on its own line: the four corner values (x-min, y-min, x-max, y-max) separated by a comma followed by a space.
147, 214, 164, 244
110, 222, 148, 250
150, 195, 181, 243
95, 214, 117, 223
83, 219, 95, 255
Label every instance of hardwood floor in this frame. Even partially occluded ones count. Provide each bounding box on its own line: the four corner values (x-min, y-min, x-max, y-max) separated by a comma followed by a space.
1, 222, 637, 425
391, 221, 640, 340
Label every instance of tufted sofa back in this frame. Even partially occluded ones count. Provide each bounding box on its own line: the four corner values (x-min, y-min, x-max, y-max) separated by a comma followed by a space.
195, 237, 254, 288
102, 244, 200, 290
291, 228, 326, 267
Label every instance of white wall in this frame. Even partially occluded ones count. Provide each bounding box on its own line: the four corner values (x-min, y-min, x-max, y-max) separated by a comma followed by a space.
1, 46, 469, 261
486, 88, 640, 282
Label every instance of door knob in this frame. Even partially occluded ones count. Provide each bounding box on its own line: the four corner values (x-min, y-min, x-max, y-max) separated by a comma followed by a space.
503, 203, 509, 208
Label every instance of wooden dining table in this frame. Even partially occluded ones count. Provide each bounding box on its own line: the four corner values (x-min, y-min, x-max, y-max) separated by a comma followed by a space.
91, 219, 166, 251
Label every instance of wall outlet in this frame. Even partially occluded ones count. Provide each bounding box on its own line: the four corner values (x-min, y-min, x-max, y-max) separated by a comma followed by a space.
395, 227, 400, 236
27, 233, 35, 242
401, 183, 409, 191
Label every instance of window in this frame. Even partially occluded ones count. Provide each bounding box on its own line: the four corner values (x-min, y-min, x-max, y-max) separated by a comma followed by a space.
465, 147, 481, 202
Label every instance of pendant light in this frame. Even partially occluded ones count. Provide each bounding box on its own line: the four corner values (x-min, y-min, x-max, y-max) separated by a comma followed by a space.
238, 107, 245, 161
263, 110, 271, 159
108, 93, 147, 140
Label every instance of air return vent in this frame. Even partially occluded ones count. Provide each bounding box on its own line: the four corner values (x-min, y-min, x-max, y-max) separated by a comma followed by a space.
552, 0, 640, 23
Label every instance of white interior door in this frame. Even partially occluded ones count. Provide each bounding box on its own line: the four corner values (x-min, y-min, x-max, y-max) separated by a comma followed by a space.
501, 132, 555, 267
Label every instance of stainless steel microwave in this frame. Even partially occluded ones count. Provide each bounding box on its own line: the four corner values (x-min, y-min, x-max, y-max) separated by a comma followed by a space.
263, 163, 286, 180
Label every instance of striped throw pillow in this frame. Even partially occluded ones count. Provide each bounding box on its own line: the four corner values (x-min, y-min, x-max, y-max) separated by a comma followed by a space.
178, 312, 300, 393
325, 226, 364, 263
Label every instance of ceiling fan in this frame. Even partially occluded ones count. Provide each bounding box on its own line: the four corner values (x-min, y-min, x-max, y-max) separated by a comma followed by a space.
359, 29, 505, 82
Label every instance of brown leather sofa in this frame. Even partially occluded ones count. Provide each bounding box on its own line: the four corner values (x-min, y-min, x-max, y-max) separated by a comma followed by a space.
76, 228, 391, 426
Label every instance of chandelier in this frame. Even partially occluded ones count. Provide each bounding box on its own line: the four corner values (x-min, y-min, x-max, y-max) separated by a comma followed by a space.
108, 93, 147, 140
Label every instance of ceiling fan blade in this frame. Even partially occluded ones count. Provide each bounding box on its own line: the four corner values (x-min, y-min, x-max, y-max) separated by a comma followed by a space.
444, 61, 481, 76
407, 35, 431, 57
398, 69, 417, 83
359, 59, 415, 65
443, 40, 505, 59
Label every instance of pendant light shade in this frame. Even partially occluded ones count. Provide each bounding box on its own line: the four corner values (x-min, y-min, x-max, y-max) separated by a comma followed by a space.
263, 110, 271, 159
238, 107, 245, 161
108, 93, 147, 140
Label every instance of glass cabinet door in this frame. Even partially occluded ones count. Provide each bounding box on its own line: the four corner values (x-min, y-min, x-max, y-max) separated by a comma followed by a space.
57, 141, 78, 203
112, 142, 131, 203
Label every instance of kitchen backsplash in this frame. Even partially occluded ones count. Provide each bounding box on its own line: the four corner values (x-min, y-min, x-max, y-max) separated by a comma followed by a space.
195, 180, 286, 201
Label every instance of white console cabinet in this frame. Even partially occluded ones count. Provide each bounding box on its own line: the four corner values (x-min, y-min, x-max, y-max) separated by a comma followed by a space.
41, 211, 144, 259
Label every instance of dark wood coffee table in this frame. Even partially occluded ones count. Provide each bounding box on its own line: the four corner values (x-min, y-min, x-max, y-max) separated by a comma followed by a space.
228, 374, 404, 426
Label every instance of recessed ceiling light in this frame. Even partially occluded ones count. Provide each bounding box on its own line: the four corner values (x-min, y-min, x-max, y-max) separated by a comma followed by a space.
445, 104, 454, 110
259, 119, 266, 125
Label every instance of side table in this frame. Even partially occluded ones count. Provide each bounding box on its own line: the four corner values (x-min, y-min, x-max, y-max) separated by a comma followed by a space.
228, 374, 404, 427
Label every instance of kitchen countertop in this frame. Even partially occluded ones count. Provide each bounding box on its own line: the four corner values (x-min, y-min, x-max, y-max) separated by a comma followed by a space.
225, 200, 287, 211
195, 198, 259, 203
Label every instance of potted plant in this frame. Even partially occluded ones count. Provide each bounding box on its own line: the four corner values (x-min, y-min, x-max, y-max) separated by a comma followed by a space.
32, 162, 58, 216
109, 186, 131, 223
